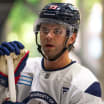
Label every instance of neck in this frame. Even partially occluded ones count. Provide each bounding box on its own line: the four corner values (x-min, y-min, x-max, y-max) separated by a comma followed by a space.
44, 51, 72, 70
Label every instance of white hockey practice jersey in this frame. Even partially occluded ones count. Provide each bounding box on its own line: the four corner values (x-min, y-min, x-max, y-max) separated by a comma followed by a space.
0, 57, 103, 104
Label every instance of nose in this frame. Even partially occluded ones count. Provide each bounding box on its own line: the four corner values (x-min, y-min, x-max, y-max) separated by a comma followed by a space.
46, 30, 54, 39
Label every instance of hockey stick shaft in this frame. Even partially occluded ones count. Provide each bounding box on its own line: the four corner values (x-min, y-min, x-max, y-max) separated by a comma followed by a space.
6, 56, 16, 102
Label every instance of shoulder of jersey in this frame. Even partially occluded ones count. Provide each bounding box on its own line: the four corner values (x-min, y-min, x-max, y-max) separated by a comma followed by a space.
66, 63, 98, 91
22, 57, 42, 73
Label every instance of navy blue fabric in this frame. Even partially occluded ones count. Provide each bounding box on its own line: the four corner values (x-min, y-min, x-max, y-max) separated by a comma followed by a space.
85, 82, 101, 97
15, 53, 29, 77
2, 101, 24, 104
0, 41, 29, 87
0, 74, 8, 87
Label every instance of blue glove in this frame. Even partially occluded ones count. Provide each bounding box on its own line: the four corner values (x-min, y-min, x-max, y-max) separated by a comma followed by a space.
0, 41, 29, 87
2, 101, 24, 104
0, 41, 24, 56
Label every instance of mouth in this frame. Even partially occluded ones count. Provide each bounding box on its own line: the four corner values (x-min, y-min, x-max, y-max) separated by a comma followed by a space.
45, 44, 55, 48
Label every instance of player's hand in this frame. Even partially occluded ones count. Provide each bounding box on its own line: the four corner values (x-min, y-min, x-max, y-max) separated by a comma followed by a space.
0, 41, 29, 87
2, 101, 24, 104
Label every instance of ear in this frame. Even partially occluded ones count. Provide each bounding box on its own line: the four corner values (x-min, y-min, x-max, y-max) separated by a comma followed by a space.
66, 33, 76, 46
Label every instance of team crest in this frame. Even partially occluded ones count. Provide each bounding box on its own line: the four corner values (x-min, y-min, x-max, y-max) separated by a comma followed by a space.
23, 91, 57, 104
49, 5, 58, 10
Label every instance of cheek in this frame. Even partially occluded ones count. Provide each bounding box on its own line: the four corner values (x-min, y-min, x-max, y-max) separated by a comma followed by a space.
40, 36, 42, 43
57, 36, 66, 44
56, 38, 65, 48
40, 35, 45, 44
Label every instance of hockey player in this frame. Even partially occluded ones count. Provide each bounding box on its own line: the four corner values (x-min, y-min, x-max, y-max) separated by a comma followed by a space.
0, 2, 103, 104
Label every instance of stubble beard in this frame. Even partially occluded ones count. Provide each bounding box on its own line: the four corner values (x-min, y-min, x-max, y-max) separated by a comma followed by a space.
42, 46, 64, 60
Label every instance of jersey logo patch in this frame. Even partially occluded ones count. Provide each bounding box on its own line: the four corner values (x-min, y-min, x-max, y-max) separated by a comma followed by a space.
62, 87, 69, 94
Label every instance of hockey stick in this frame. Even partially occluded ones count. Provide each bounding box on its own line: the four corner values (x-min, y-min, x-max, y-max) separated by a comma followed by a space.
5, 55, 16, 102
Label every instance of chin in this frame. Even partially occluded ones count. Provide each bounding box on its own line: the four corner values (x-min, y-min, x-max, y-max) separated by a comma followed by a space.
45, 54, 58, 61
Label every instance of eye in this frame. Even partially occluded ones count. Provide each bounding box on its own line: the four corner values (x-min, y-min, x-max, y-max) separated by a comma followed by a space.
40, 27, 49, 34
53, 29, 62, 35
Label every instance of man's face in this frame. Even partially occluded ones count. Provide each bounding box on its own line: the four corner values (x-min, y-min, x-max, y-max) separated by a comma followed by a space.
40, 23, 67, 60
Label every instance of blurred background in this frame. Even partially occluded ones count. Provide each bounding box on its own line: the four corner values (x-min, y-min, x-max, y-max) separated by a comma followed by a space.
0, 0, 104, 99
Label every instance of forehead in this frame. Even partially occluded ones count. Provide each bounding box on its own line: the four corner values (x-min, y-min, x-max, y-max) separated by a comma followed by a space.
40, 23, 66, 29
